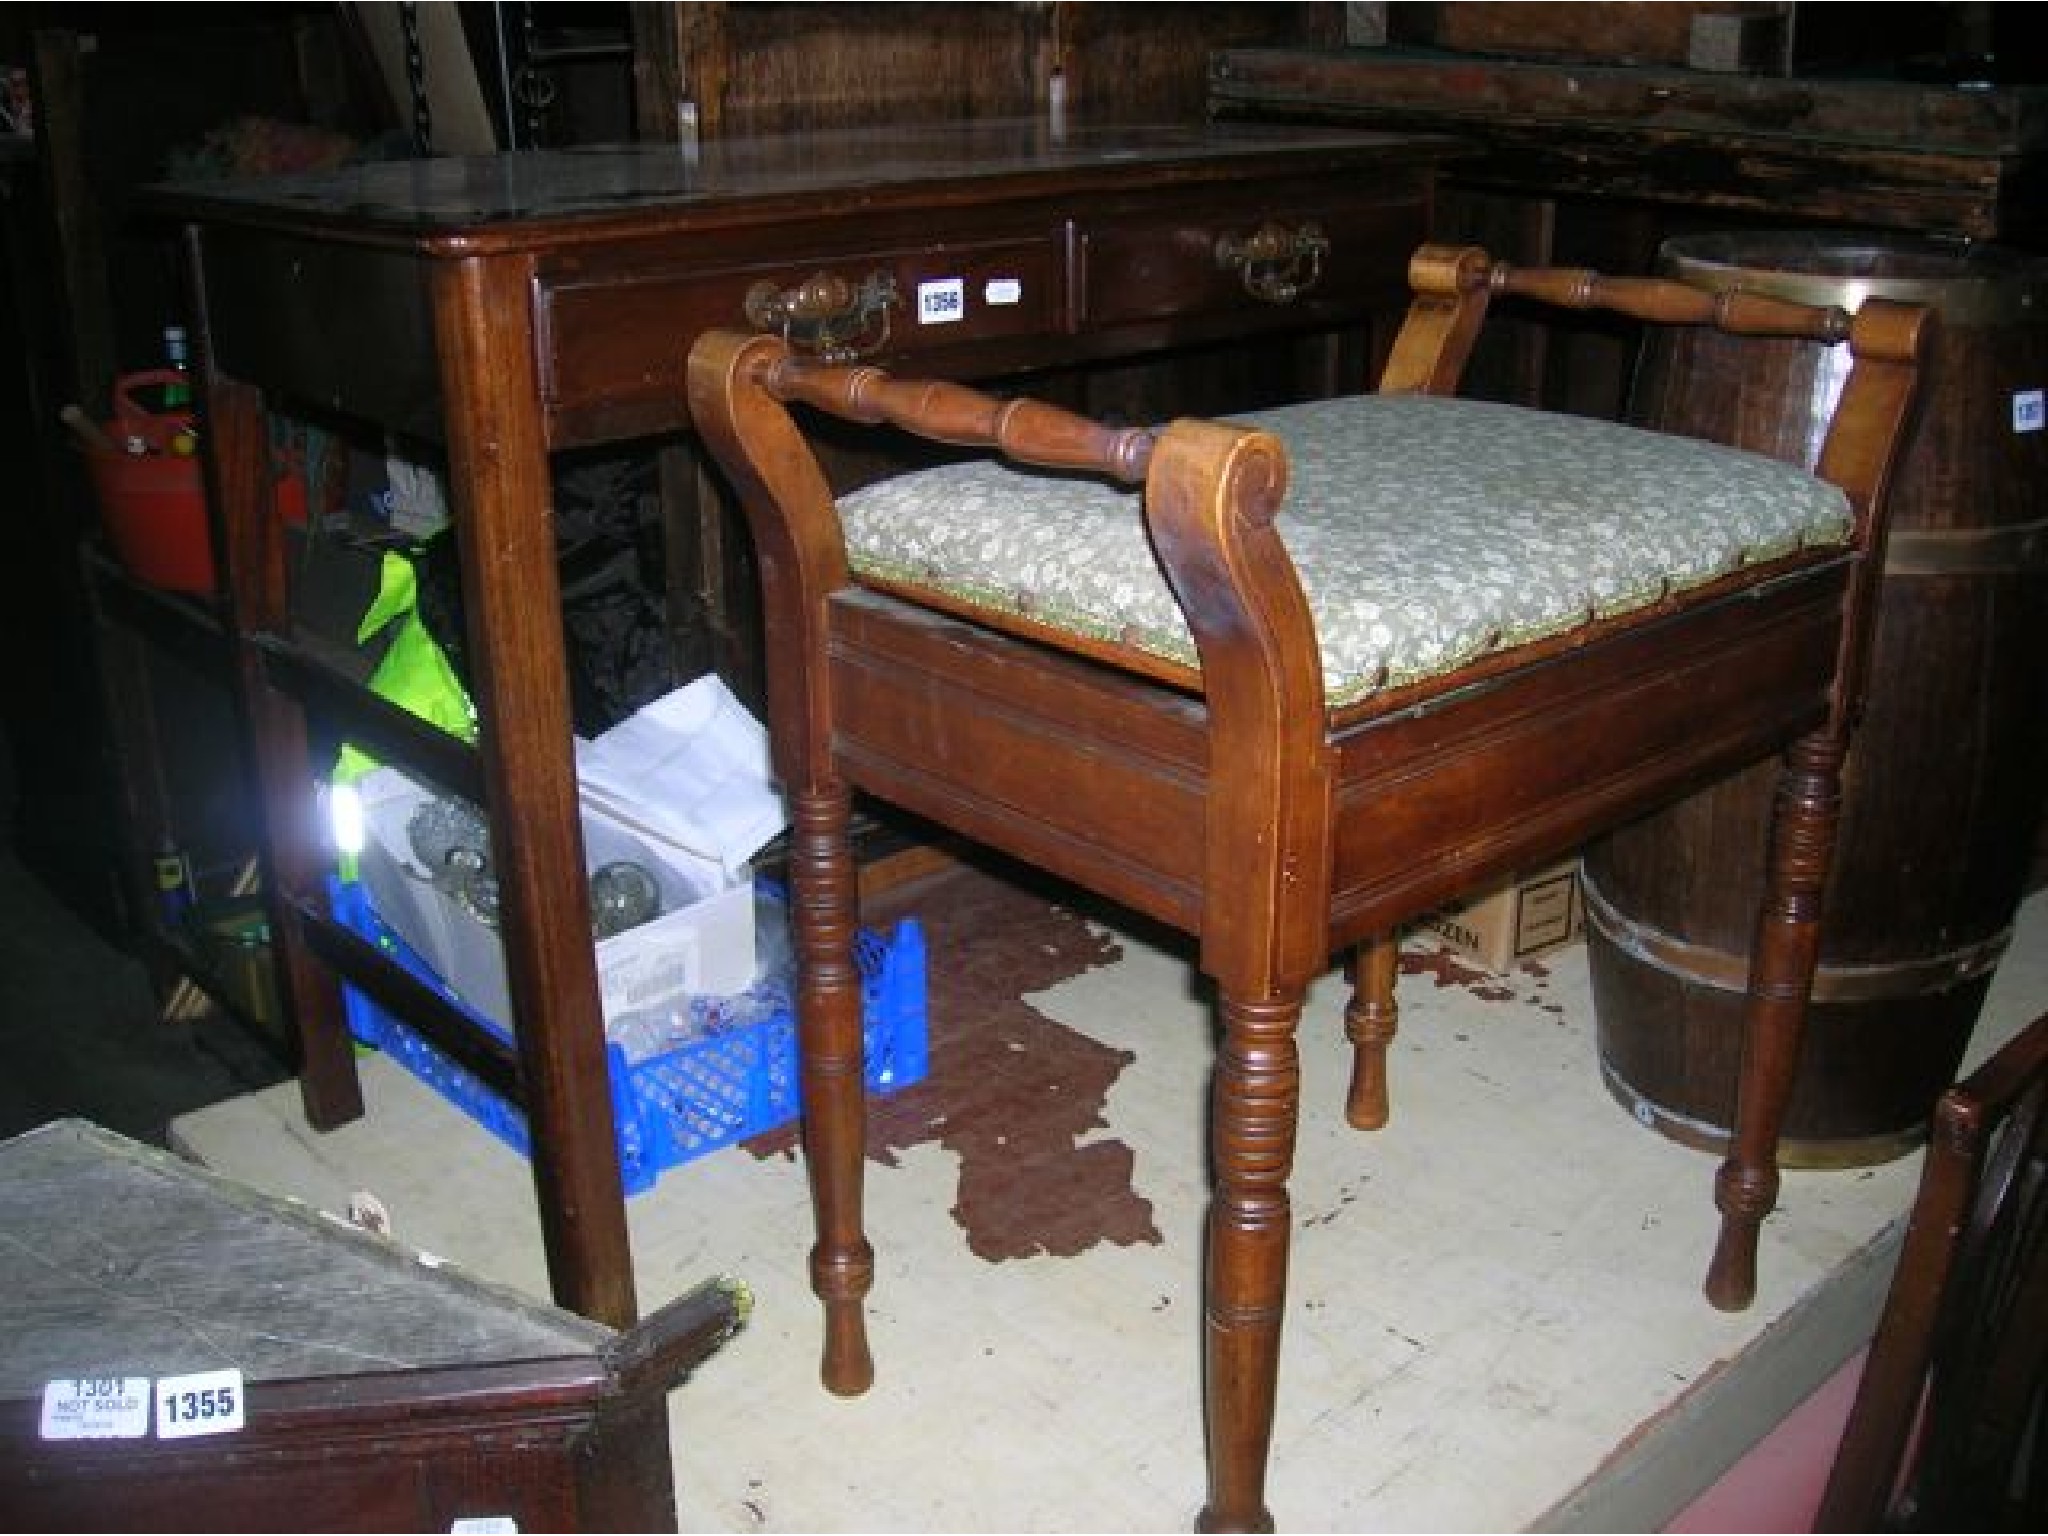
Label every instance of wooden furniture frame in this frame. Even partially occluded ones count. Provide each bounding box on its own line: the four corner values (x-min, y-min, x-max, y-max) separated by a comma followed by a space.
688, 245, 1929, 1531
131, 122, 1452, 1334
1817, 1008, 2048, 1530
0, 1119, 746, 1532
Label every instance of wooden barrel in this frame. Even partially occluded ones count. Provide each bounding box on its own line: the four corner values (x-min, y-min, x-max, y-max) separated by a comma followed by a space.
1585, 231, 2048, 1168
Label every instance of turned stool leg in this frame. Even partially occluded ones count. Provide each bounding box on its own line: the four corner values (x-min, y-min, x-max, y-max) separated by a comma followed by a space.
1707, 733, 1843, 1311
789, 783, 877, 1393
1198, 985, 1304, 1535
1343, 932, 1400, 1130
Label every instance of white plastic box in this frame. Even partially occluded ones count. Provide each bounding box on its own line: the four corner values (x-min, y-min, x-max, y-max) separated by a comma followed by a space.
353, 764, 758, 1035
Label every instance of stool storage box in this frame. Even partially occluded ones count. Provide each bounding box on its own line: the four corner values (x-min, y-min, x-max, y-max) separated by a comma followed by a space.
0, 1120, 746, 1532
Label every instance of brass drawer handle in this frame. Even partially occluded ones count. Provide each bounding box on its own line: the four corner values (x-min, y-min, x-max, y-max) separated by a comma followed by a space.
1214, 221, 1330, 305
744, 270, 900, 361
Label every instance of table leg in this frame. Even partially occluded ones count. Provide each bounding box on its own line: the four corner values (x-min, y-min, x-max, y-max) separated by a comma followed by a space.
203, 372, 365, 1131
430, 255, 637, 1329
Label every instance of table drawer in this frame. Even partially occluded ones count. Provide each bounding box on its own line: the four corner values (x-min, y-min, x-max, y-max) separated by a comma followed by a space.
542, 237, 1061, 417
1075, 193, 1423, 331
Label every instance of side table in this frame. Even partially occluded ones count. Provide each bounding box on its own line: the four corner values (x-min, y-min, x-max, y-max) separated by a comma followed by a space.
0, 1119, 745, 1532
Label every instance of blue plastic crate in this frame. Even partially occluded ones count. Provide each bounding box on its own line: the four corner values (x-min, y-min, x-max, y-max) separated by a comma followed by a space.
330, 879, 928, 1195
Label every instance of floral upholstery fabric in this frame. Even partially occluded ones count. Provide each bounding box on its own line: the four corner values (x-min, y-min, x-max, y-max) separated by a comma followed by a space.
836, 393, 1852, 708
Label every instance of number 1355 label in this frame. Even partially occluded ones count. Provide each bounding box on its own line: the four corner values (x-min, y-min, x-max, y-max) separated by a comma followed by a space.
156, 1369, 246, 1438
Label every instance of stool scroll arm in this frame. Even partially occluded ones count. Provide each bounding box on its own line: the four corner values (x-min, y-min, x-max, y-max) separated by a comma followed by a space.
1708, 293, 1933, 1311
1144, 418, 1332, 1532
681, 331, 1180, 1397
1365, 251, 1900, 1170
689, 332, 876, 1393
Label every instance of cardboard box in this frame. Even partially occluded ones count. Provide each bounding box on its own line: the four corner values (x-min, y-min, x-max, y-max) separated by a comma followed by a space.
353, 765, 757, 1034
1421, 862, 1584, 973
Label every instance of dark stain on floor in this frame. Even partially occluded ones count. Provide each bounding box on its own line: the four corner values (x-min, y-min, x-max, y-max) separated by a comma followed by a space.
751, 855, 1574, 1260
1402, 943, 1571, 1017
747, 856, 1164, 1262
1401, 944, 1519, 1001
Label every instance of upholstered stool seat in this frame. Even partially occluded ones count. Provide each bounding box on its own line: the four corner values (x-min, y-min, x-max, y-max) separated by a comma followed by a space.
840, 393, 1855, 709
688, 243, 1929, 1533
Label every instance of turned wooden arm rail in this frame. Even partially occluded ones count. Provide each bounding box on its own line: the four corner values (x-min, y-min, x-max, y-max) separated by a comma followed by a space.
1490, 263, 1854, 339
1384, 249, 1924, 488
765, 355, 1160, 483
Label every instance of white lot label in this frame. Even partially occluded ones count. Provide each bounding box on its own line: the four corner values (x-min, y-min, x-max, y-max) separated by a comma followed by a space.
155, 1368, 247, 1439
40, 1377, 151, 1440
985, 277, 1023, 306
2015, 388, 2044, 434
918, 277, 966, 325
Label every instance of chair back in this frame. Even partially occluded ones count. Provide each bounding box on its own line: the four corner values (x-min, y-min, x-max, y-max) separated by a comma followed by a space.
1817, 1010, 2048, 1530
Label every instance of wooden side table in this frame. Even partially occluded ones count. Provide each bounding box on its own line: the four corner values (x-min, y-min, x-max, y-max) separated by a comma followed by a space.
121, 121, 1451, 1327
0, 1119, 746, 1532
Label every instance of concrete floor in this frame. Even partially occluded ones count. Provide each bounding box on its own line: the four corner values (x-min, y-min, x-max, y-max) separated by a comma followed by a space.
9, 726, 2043, 1532
160, 856, 2048, 1533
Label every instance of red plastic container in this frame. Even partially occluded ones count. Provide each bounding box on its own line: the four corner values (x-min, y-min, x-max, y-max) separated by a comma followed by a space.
82, 370, 310, 595
86, 371, 212, 594
86, 443, 214, 593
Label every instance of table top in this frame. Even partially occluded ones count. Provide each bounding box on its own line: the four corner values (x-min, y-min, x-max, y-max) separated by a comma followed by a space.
136, 118, 1456, 251
0, 1120, 612, 1392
